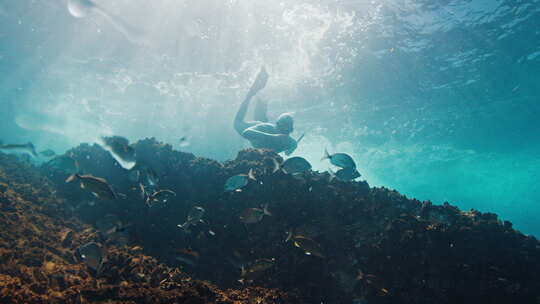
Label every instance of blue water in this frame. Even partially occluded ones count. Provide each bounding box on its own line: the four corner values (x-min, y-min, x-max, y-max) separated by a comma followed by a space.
1, 0, 539, 235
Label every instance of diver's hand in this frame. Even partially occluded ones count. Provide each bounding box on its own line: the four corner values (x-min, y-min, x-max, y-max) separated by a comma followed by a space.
247, 66, 269, 98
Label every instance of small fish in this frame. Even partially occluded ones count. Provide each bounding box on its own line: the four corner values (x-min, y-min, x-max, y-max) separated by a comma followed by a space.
101, 136, 136, 170
175, 248, 200, 266
224, 169, 256, 192
286, 232, 325, 258
239, 204, 272, 224
66, 174, 117, 200
142, 166, 159, 187
322, 148, 356, 169
239, 258, 275, 284
78, 241, 105, 273
106, 223, 133, 235
177, 206, 205, 231
0, 142, 38, 157
139, 183, 146, 200
179, 136, 190, 148
46, 155, 80, 173
146, 189, 176, 205
39, 149, 56, 157
329, 167, 361, 181
273, 157, 312, 175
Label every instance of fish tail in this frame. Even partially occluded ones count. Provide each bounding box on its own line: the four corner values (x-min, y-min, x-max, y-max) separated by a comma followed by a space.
321, 148, 330, 161
248, 168, 256, 181
272, 158, 280, 174
74, 160, 83, 175
263, 204, 272, 216
65, 174, 80, 183
328, 168, 336, 182
285, 229, 293, 242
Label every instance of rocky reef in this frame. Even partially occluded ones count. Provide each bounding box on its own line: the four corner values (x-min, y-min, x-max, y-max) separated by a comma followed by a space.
1, 138, 540, 303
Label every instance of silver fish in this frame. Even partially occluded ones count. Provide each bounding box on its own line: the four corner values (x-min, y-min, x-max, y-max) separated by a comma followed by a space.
78, 241, 105, 273
273, 157, 312, 175
177, 206, 205, 231
286, 231, 325, 258
224, 169, 256, 192
101, 136, 136, 170
66, 174, 117, 200
39, 149, 56, 157
146, 189, 176, 205
322, 148, 356, 169
0, 142, 38, 157
329, 167, 361, 181
239, 204, 272, 224
239, 258, 275, 284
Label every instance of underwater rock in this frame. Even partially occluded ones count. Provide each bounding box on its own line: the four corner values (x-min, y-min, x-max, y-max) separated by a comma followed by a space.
2, 138, 540, 303
0, 151, 298, 304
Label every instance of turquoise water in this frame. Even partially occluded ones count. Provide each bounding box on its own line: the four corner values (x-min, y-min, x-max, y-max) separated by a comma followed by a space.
1, 0, 539, 235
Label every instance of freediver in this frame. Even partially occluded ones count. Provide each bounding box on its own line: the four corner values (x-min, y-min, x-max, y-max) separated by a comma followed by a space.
234, 67, 302, 155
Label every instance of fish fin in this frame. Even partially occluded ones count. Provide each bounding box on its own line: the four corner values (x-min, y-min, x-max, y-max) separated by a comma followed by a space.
321, 148, 330, 161
65, 174, 79, 183
263, 204, 272, 216
74, 160, 82, 174
285, 229, 293, 242
247, 168, 256, 181
328, 168, 336, 182
139, 183, 146, 199
272, 158, 280, 174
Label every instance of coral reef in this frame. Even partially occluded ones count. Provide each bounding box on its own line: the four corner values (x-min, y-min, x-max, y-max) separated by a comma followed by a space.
1, 138, 540, 303
0, 152, 298, 304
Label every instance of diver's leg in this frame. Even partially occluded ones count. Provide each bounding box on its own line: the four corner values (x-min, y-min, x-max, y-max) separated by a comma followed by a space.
254, 98, 269, 122
234, 68, 269, 136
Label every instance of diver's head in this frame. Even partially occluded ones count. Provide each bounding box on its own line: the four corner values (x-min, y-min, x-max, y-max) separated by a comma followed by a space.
276, 112, 294, 134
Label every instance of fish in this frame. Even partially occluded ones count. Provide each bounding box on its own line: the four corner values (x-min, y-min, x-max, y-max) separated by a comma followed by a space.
177, 206, 205, 231
106, 223, 132, 235
100, 136, 136, 170
322, 148, 356, 169
78, 241, 105, 273
273, 157, 312, 175
66, 173, 117, 200
239, 204, 272, 224
0, 142, 38, 157
39, 149, 56, 157
286, 231, 325, 258
46, 155, 80, 173
179, 136, 190, 148
175, 248, 200, 266
146, 189, 176, 205
139, 183, 146, 200
142, 166, 159, 187
224, 169, 256, 192
329, 167, 361, 181
239, 258, 275, 284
